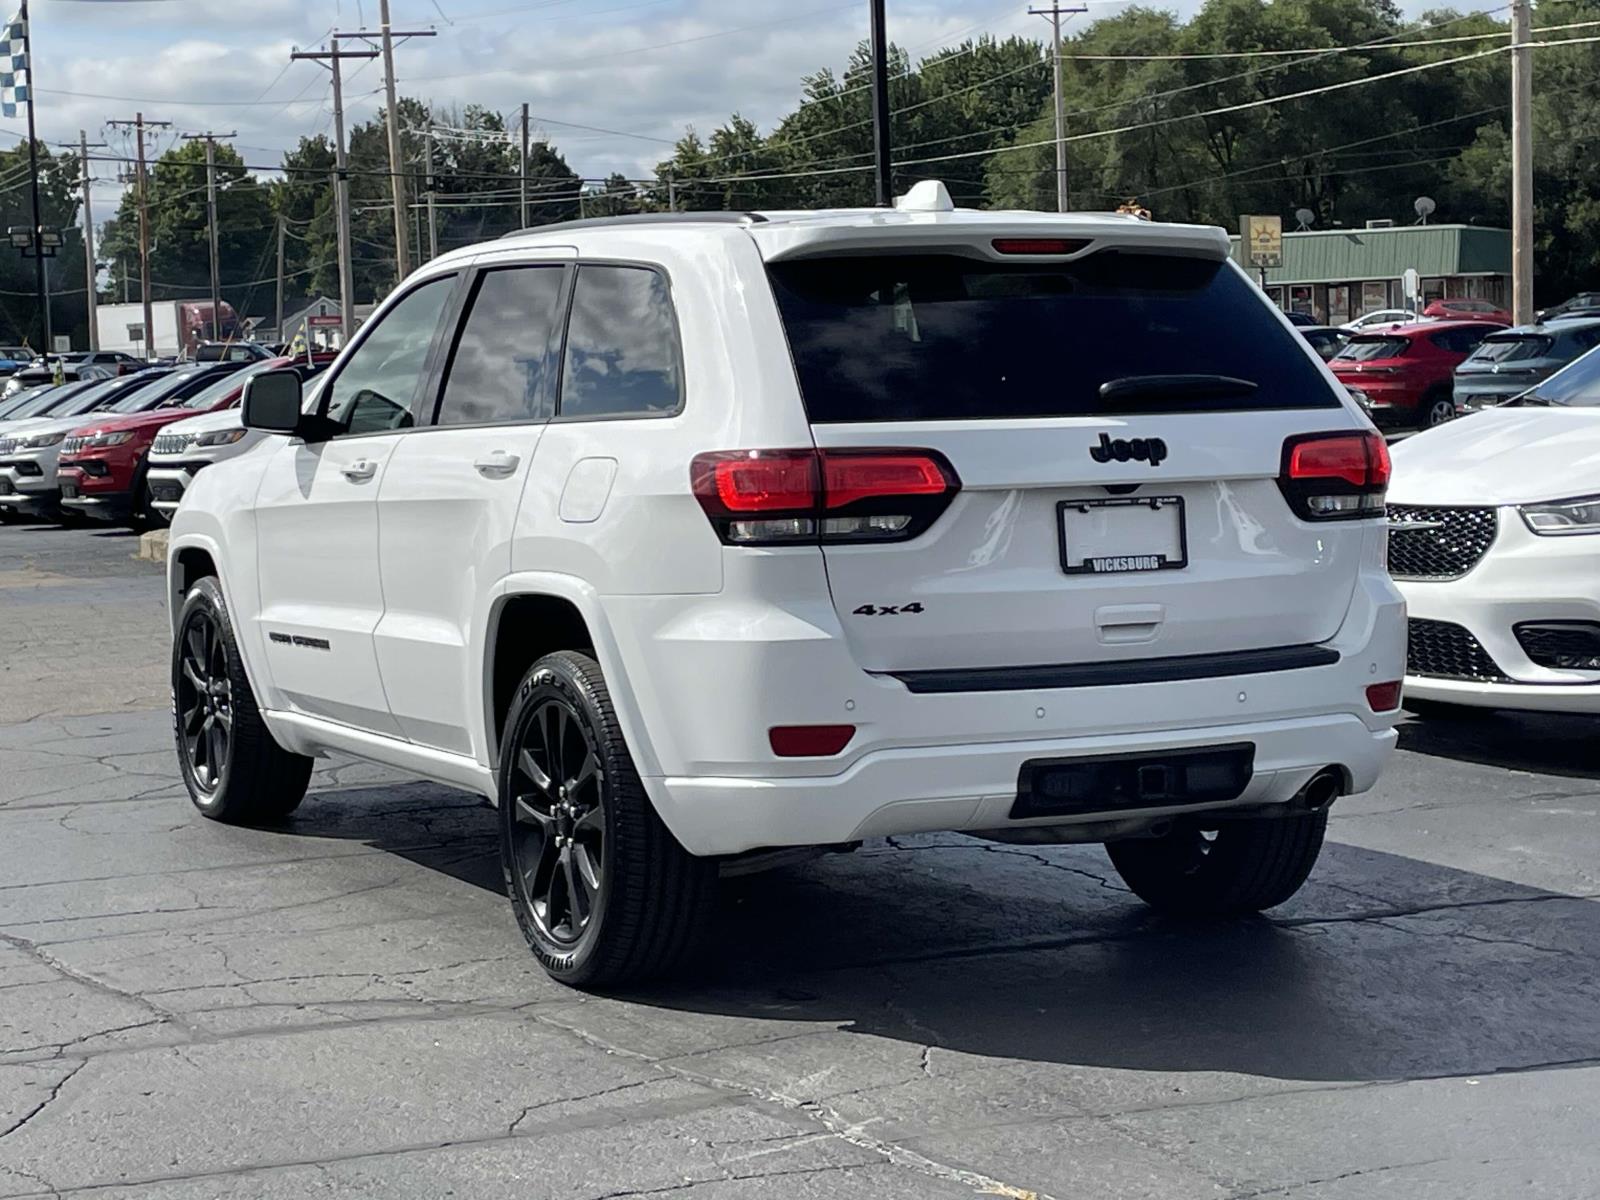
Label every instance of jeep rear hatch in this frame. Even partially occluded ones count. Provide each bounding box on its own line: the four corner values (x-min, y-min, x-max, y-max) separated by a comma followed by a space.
760, 247, 1375, 676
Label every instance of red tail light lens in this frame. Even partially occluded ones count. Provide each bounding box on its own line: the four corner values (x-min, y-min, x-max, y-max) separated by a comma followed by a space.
769, 724, 856, 757
695, 450, 818, 513
1366, 681, 1403, 711
691, 448, 959, 545
1278, 431, 1389, 520
991, 238, 1090, 255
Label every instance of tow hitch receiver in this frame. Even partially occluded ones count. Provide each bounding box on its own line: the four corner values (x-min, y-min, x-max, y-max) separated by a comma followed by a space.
1012, 743, 1255, 819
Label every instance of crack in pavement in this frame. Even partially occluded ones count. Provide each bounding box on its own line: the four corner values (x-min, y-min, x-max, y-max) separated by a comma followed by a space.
1225, 1156, 1450, 1198
0, 1087, 742, 1197
579, 1162, 893, 1200
531, 1010, 1058, 1200
0, 1060, 85, 1144
508, 1078, 662, 1133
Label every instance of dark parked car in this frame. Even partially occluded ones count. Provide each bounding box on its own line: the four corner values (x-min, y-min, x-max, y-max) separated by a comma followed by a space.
1536, 292, 1600, 322
1298, 325, 1349, 360
1282, 310, 1319, 327
1453, 318, 1600, 411
1329, 320, 1495, 429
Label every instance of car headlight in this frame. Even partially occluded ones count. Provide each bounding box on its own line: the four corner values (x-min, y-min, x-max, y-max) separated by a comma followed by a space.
1520, 495, 1600, 535
21, 430, 66, 448
192, 428, 247, 447
81, 430, 134, 449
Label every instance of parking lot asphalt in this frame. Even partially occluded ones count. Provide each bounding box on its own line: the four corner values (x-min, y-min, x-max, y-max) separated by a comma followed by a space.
2, 522, 1598, 1199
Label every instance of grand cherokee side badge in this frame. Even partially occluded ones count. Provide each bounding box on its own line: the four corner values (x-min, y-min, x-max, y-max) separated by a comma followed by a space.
1091, 433, 1167, 467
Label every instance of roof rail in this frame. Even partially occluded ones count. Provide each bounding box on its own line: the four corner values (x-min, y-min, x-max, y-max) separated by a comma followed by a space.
500, 211, 768, 240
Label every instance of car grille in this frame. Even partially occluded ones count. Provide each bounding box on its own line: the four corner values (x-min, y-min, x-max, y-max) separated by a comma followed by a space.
0, 438, 15, 455
61, 435, 87, 455
1407, 618, 1509, 681
1386, 505, 1497, 579
152, 432, 194, 456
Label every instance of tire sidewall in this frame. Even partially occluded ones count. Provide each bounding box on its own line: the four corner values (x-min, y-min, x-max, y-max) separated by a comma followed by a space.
498, 657, 616, 982
172, 577, 240, 817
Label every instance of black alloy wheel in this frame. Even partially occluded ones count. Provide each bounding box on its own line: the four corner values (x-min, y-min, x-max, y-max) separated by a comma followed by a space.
176, 607, 232, 794
498, 651, 717, 988
507, 698, 606, 946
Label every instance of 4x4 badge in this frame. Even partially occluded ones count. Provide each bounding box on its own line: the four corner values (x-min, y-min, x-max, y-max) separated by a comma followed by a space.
1091, 433, 1168, 467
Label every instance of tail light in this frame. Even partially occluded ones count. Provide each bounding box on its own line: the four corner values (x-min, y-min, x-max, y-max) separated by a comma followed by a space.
991, 237, 1090, 256
691, 448, 960, 545
1278, 431, 1390, 521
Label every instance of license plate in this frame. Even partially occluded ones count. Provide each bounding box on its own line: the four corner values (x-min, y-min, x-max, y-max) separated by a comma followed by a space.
60, 482, 78, 499
1058, 496, 1186, 575
0, 478, 12, 495
150, 481, 181, 501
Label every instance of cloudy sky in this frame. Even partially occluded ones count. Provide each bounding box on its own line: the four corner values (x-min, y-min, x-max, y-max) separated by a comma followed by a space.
15, 0, 1499, 204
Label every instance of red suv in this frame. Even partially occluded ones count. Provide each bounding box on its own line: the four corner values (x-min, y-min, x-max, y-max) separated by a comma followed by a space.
1329, 320, 1495, 429
56, 363, 247, 526
1421, 298, 1512, 325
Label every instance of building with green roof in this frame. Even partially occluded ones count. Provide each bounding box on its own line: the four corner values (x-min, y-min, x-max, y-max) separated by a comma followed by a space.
1228, 224, 1511, 324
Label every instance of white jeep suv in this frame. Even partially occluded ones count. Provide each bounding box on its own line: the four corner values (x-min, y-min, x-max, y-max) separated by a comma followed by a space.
167, 191, 1404, 987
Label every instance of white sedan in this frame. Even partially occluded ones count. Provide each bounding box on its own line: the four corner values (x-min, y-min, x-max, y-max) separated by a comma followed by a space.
1388, 345, 1600, 713
1342, 308, 1419, 333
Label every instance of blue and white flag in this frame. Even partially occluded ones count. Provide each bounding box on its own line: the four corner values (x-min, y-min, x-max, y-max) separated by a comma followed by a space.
0, 10, 27, 119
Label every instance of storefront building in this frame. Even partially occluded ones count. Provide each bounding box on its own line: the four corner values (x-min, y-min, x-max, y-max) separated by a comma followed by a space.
1228, 224, 1512, 324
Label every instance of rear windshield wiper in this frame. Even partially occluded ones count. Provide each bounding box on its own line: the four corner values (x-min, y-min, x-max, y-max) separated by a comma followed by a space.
1098, 374, 1259, 403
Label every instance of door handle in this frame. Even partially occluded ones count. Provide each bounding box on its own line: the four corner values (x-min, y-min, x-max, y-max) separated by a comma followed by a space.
474, 450, 521, 477
340, 459, 378, 482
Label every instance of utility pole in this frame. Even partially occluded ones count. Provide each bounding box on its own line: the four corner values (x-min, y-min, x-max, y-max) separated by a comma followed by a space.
79, 130, 105, 351
274, 215, 286, 342
1511, 0, 1534, 324
868, 0, 893, 206
667, 167, 677, 213
335, 9, 435, 285
424, 124, 437, 260
519, 103, 531, 228
107, 113, 171, 359
182, 131, 236, 341
1031, 4, 1086, 212
292, 44, 377, 346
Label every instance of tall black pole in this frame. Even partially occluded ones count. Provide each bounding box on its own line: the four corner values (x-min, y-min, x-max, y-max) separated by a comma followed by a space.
869, 0, 892, 207
21, 0, 48, 349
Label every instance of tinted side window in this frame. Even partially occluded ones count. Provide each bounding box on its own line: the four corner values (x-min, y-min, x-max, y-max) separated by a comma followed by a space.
558, 265, 682, 419
436, 266, 566, 426
325, 275, 455, 436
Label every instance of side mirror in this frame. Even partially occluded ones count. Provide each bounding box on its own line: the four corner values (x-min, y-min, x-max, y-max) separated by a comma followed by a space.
241, 370, 303, 434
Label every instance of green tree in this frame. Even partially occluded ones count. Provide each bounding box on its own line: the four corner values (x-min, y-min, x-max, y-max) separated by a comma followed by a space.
0, 142, 89, 348
99, 140, 276, 323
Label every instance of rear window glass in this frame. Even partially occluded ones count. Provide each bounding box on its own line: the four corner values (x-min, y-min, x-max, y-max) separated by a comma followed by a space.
1472, 335, 1550, 363
1528, 344, 1600, 406
766, 252, 1338, 421
1333, 337, 1408, 362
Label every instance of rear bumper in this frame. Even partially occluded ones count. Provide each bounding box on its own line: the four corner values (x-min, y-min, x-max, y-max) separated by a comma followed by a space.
655, 715, 1396, 855
618, 561, 1405, 856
